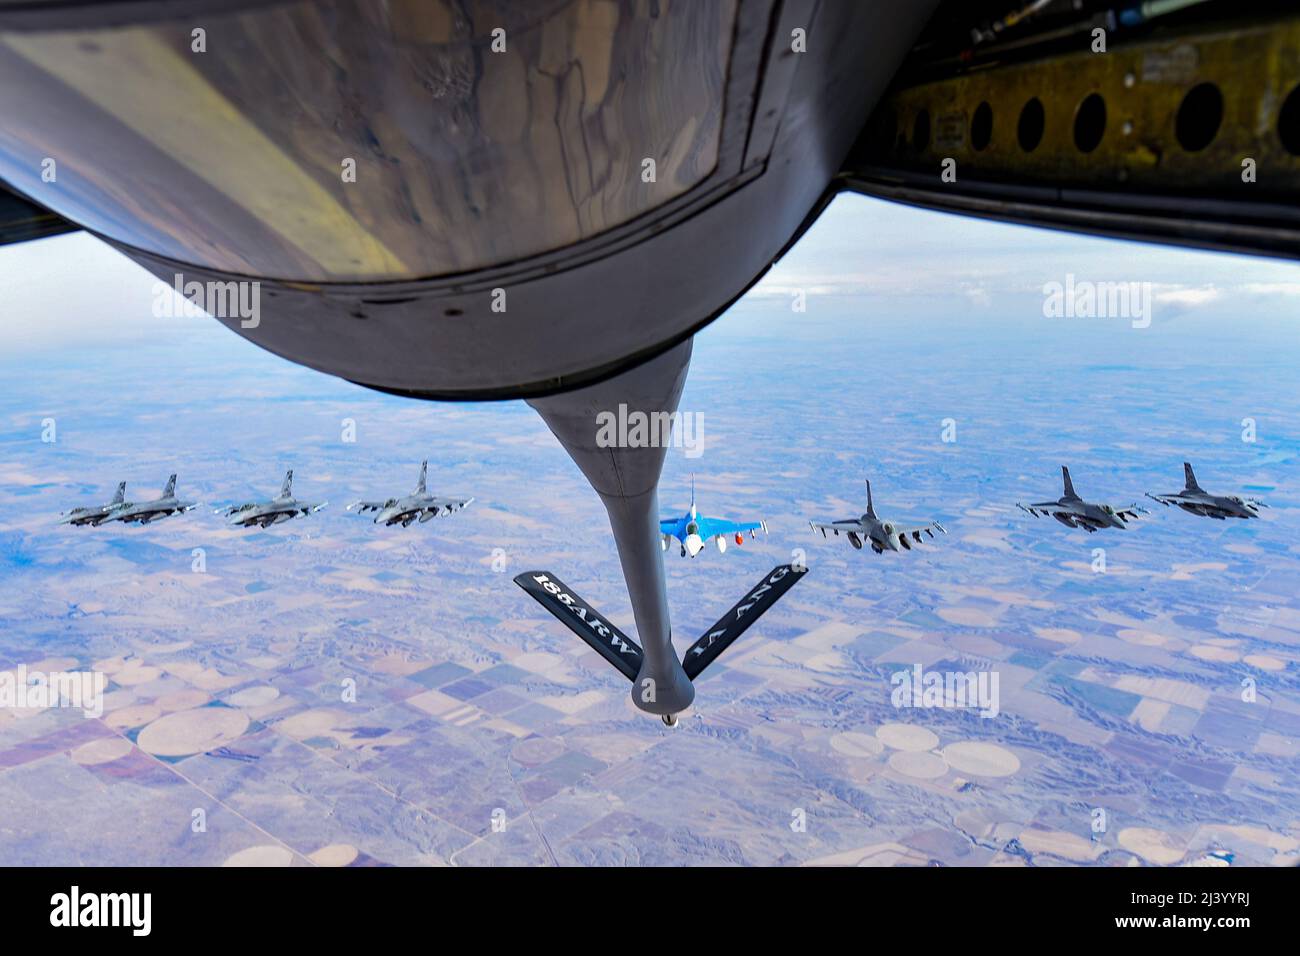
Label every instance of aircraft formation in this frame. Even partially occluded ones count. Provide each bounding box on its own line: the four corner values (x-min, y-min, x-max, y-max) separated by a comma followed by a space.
1016, 463, 1266, 531
532, 459, 1265, 726
57, 456, 1266, 730
6, 0, 1291, 743
60, 475, 196, 527
61, 460, 1264, 541
59, 461, 472, 531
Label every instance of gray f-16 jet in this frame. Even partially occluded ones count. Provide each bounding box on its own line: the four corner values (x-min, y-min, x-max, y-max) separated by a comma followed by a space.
59, 481, 128, 526
346, 460, 473, 527
108, 474, 196, 525
218, 470, 325, 528
1018, 467, 1146, 532
1146, 462, 1266, 520
810, 480, 946, 553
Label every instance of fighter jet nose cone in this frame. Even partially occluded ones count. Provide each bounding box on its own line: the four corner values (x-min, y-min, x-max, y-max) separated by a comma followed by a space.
685, 534, 704, 557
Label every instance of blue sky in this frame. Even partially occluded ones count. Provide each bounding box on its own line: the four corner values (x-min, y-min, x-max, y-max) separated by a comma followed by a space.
1, 192, 1297, 357
751, 195, 1300, 314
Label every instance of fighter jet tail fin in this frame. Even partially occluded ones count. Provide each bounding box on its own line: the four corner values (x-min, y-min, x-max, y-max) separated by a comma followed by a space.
682, 564, 808, 681
865, 479, 877, 519
1061, 466, 1080, 501
1183, 461, 1204, 493
112, 481, 126, 505
514, 571, 643, 682
280, 469, 293, 498
163, 474, 176, 497
416, 460, 427, 495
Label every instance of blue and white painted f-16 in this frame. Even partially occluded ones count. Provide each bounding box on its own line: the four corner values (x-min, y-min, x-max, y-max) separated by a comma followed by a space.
659, 476, 766, 558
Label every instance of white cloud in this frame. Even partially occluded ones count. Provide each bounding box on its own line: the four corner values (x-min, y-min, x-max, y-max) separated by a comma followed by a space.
1153, 285, 1221, 307
745, 195, 1300, 321
1240, 281, 1300, 297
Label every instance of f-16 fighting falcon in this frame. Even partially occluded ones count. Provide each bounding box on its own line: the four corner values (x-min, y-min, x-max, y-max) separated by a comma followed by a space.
809, 480, 946, 553
1145, 462, 1267, 520
219, 470, 325, 529
107, 474, 196, 525
1017, 467, 1147, 532
58, 481, 128, 526
660, 476, 767, 558
346, 460, 473, 527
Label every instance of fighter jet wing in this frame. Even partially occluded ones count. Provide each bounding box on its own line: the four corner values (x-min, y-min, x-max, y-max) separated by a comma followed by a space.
1109, 503, 1148, 522
1017, 501, 1068, 517
658, 517, 685, 540
897, 521, 947, 542
808, 519, 864, 537
425, 496, 472, 512
696, 516, 766, 540
347, 498, 396, 514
